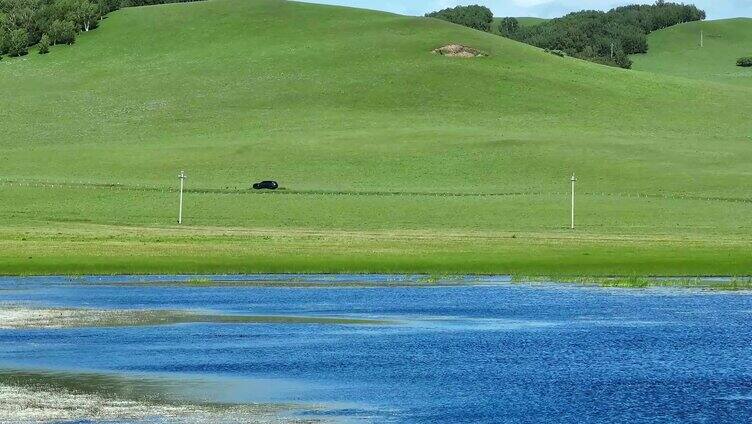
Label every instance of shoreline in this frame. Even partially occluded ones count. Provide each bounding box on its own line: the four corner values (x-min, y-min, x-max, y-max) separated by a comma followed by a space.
1, 273, 751, 291
2, 224, 752, 278
0, 368, 314, 423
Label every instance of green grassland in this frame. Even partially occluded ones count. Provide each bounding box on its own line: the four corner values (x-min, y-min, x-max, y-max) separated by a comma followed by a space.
632, 18, 752, 86
491, 16, 547, 34
1, 0, 751, 275
514, 17, 548, 27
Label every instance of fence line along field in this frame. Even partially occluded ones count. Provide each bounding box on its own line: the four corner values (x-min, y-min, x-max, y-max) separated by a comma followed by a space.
1, 0, 751, 275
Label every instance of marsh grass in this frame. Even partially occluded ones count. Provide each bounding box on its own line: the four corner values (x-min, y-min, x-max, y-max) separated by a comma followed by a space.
417, 274, 466, 284
184, 278, 214, 286
512, 275, 752, 291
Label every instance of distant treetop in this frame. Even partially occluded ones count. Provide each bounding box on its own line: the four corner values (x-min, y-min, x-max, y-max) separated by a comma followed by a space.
425, 5, 494, 32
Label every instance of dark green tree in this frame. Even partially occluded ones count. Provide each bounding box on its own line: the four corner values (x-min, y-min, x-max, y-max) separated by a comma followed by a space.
0, 0, 207, 57
509, 2, 704, 69
95, 0, 120, 16
63, 0, 98, 31
498, 17, 519, 37
426, 5, 494, 32
48, 19, 77, 44
38, 32, 50, 53
5, 27, 28, 56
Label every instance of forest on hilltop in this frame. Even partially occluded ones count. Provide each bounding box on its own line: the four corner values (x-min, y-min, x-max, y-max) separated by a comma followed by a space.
0, 0, 201, 57
427, 2, 706, 68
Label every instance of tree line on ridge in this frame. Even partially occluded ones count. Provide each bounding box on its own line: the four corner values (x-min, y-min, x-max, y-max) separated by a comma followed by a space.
426, 1, 706, 68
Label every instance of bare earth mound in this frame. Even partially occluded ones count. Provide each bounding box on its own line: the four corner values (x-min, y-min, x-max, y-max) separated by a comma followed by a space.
432, 44, 486, 58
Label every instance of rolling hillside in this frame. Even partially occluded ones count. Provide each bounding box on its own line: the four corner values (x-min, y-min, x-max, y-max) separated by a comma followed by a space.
491, 16, 547, 33
632, 18, 752, 86
515, 17, 547, 26
491, 16, 548, 31
0, 0, 751, 274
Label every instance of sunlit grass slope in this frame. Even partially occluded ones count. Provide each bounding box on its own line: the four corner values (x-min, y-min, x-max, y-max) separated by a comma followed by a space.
0, 0, 751, 275
632, 18, 752, 86
515, 17, 547, 26
491, 16, 547, 34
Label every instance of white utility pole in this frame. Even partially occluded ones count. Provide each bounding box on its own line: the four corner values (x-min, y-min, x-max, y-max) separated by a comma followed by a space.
178, 171, 187, 224
570, 174, 577, 230
700, 29, 703, 48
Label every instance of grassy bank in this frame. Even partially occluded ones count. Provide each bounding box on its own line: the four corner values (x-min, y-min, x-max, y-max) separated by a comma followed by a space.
1, 222, 751, 276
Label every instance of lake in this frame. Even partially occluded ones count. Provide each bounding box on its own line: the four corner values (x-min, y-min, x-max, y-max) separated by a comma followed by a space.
0, 275, 751, 423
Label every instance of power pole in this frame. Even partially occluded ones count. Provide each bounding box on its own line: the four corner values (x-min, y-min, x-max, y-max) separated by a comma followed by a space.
178, 171, 187, 224
611, 42, 614, 59
700, 29, 703, 48
570, 174, 577, 230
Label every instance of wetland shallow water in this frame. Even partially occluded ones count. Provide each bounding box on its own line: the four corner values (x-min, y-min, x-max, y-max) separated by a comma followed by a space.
0, 275, 751, 423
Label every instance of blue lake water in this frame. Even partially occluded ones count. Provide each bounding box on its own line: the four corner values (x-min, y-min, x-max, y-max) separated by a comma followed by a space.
1, 276, 751, 423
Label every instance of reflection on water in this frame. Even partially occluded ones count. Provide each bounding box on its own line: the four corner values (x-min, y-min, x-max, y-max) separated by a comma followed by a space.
0, 305, 391, 329
0, 368, 310, 405
1, 276, 751, 423
400, 316, 560, 332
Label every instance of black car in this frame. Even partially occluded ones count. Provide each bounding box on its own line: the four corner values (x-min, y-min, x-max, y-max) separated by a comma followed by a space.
252, 180, 279, 190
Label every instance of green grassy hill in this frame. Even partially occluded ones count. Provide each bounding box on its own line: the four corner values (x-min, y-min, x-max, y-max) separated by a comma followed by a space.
515, 17, 547, 26
632, 18, 752, 86
491, 16, 547, 34
1, 0, 751, 275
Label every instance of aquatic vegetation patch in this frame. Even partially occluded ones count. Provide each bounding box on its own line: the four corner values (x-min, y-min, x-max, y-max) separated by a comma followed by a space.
109, 274, 507, 288
512, 276, 752, 291
417, 274, 468, 285
0, 368, 337, 423
0, 382, 293, 423
185, 277, 214, 286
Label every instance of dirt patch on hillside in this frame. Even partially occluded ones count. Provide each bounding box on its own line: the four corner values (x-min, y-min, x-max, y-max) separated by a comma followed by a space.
432, 44, 487, 58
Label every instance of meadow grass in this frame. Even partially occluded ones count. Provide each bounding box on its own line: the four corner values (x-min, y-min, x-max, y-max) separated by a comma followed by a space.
0, 0, 750, 275
490, 16, 548, 34
632, 18, 752, 86
1, 218, 751, 276
514, 17, 548, 27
